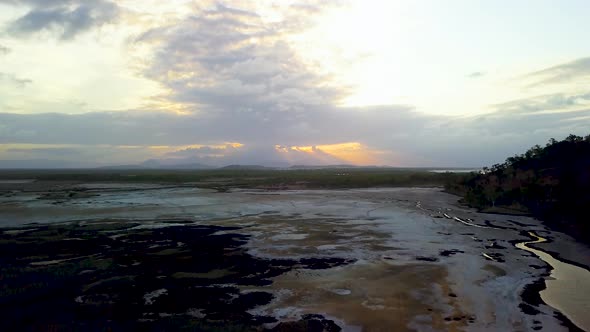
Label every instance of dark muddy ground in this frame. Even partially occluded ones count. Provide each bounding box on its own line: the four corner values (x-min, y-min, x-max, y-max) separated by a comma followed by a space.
0, 221, 351, 331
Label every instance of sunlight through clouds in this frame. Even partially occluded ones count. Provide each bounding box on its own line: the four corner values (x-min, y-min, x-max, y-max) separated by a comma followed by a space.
0, 1, 589, 167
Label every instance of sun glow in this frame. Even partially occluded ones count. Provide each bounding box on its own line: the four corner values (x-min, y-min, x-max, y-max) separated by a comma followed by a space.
275, 142, 385, 165
291, 1, 418, 108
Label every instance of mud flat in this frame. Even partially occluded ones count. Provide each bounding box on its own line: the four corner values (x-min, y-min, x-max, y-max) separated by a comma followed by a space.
1, 184, 589, 331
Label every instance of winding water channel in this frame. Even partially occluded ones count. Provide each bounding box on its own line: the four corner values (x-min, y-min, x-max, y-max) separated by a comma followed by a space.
516, 232, 590, 331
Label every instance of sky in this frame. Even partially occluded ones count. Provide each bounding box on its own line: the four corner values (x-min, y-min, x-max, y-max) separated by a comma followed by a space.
0, 0, 589, 168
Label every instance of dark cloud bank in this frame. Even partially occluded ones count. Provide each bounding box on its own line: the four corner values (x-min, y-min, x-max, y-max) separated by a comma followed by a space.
1, 0, 119, 39
1, 103, 588, 167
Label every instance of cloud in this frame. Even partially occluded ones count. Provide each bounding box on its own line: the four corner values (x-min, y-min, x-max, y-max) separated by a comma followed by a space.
467, 71, 485, 78
159, 143, 346, 167
493, 92, 590, 114
166, 144, 241, 159
0, 44, 10, 55
0, 99, 588, 167
0, 143, 163, 167
0, 106, 415, 147
0, 0, 76, 5
526, 57, 590, 86
0, 72, 32, 87
2, 0, 119, 39
1, 2, 588, 168
6, 147, 81, 157
137, 2, 347, 116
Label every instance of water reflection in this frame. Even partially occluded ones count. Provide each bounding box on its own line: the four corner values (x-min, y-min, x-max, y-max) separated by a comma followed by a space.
516, 232, 590, 331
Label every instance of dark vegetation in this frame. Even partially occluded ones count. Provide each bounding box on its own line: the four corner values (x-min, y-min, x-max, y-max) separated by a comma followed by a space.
446, 135, 590, 242
0, 222, 351, 331
0, 168, 465, 190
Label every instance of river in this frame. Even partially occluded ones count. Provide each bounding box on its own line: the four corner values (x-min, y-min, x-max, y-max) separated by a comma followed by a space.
516, 232, 590, 331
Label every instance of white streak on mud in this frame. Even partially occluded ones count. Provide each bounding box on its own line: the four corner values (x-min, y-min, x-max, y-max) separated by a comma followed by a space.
29, 254, 99, 266
453, 217, 491, 229
270, 233, 309, 241
144, 289, 168, 305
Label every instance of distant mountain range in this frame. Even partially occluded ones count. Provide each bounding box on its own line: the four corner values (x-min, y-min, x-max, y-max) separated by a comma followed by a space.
92, 163, 381, 170
0, 156, 361, 169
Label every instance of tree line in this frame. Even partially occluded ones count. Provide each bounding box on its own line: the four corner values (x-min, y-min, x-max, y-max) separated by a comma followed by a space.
446, 134, 590, 242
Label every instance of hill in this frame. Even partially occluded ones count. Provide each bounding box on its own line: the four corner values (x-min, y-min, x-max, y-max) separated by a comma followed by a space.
446, 134, 590, 242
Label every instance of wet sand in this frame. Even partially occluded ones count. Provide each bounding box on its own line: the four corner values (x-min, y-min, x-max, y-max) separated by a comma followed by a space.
1, 183, 589, 331
265, 263, 462, 332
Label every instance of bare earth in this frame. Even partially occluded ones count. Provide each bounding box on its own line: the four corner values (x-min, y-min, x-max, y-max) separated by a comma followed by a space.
1, 182, 589, 331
